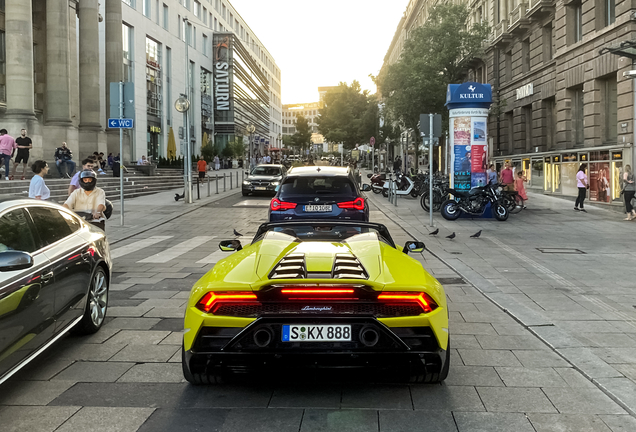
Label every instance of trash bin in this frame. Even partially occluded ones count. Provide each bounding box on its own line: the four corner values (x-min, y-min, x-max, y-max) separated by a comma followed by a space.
113, 161, 120, 177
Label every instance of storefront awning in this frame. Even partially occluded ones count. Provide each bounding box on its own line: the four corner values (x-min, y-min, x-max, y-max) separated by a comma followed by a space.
599, 40, 636, 59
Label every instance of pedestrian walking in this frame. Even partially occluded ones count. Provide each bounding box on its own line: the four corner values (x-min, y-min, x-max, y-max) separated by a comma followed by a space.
500, 162, 514, 191
197, 156, 207, 184
213, 155, 220, 171
0, 129, 16, 180
68, 158, 96, 196
622, 165, 636, 220
574, 164, 589, 212
54, 142, 76, 178
514, 170, 528, 209
11, 128, 32, 180
487, 164, 498, 185
28, 160, 51, 200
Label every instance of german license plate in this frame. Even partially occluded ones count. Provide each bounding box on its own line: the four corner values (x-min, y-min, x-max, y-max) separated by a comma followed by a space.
254, 186, 267, 190
281, 324, 351, 342
304, 204, 332, 212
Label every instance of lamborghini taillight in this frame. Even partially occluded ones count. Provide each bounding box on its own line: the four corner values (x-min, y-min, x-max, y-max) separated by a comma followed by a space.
196, 292, 259, 313
377, 292, 438, 314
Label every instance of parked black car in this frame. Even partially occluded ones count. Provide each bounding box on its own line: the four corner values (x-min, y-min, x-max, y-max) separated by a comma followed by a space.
268, 166, 369, 222
0, 199, 111, 384
242, 164, 287, 196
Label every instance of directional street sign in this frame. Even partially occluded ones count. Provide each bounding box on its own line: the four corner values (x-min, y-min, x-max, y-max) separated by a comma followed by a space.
108, 118, 134, 129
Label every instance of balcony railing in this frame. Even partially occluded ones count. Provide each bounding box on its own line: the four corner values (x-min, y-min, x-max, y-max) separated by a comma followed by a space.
509, 3, 529, 26
494, 20, 509, 40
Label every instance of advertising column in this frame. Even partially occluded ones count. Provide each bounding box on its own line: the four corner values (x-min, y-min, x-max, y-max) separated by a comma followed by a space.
445, 82, 492, 191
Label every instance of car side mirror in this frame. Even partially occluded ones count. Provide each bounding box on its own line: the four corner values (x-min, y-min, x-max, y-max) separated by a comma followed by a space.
219, 240, 242, 252
244, 172, 249, 177
361, 184, 372, 192
403, 241, 425, 254
0, 251, 34, 272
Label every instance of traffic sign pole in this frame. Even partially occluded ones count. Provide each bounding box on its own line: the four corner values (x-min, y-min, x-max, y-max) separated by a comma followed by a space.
119, 81, 125, 226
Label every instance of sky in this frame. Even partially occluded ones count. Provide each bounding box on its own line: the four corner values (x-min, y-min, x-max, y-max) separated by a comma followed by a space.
229, 0, 411, 104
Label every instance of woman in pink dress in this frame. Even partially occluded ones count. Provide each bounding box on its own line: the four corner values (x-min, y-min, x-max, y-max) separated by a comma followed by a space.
514, 170, 528, 209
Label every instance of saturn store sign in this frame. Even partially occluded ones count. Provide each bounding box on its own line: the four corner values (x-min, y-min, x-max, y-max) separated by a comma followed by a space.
213, 34, 233, 115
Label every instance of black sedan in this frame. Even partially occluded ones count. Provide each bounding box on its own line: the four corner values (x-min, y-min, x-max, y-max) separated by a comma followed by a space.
0, 199, 111, 384
242, 164, 287, 196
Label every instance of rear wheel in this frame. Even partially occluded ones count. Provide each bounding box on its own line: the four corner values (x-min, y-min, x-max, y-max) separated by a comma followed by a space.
182, 345, 225, 385
242, 191, 249, 196
408, 338, 450, 384
372, 186, 382, 194
441, 199, 461, 221
382, 188, 389, 197
493, 203, 509, 221
71, 267, 108, 335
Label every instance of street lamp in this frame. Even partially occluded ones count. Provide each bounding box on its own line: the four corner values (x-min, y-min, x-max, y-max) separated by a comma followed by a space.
247, 124, 256, 170
175, 94, 192, 203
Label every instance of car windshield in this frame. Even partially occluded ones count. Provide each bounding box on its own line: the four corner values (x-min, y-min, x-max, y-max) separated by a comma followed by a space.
254, 223, 395, 246
279, 176, 354, 197
251, 167, 281, 176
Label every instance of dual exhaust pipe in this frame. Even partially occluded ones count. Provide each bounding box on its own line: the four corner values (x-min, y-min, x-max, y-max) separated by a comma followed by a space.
252, 326, 380, 348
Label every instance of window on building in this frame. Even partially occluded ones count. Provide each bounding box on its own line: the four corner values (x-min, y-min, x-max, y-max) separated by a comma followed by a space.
202, 7, 207, 25
122, 24, 134, 82
166, 47, 172, 126
143, 0, 150, 17
178, 15, 182, 40
184, 0, 191, 10
229, 13, 233, 25
145, 37, 162, 119
545, 98, 556, 150
122, 0, 135, 7
542, 25, 553, 62
522, 38, 530, 73
602, 78, 617, 144
155, 0, 160, 23
507, 112, 514, 154
570, 86, 584, 147
215, 0, 219, 12
505, 50, 512, 81
523, 105, 533, 152
163, 4, 169, 30
214, 17, 217, 31
194, 1, 201, 18
187, 22, 192, 45
222, 3, 226, 20
604, 0, 616, 27
567, 1, 583, 44
0, 31, 5, 103
202, 34, 208, 56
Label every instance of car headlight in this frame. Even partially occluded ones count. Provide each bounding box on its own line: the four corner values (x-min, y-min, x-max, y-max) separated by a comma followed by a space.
271, 182, 280, 186
243, 181, 251, 185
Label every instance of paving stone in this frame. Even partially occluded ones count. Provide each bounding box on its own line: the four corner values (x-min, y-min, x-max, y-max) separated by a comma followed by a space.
494, 367, 568, 387
411, 385, 485, 411
591, 348, 636, 364
443, 365, 504, 387
53, 341, 126, 361
191, 385, 274, 408
476, 387, 557, 413
52, 361, 135, 382
553, 368, 596, 388
576, 333, 636, 348
171, 291, 191, 299
144, 307, 186, 318
269, 385, 341, 408
131, 290, 180, 299
136, 408, 230, 432
556, 348, 624, 378
379, 410, 458, 432
527, 413, 612, 432
55, 407, 155, 432
0, 406, 80, 432
542, 387, 626, 414
476, 335, 549, 350
150, 318, 185, 332
138, 299, 187, 309
450, 335, 481, 349
341, 384, 411, 409
457, 349, 523, 367
491, 323, 531, 336
598, 414, 636, 432
117, 362, 185, 383
0, 380, 75, 406
300, 409, 378, 432
77, 326, 121, 344
454, 412, 535, 432
447, 302, 479, 313
17, 358, 75, 381
593, 377, 636, 414
159, 331, 184, 345
105, 330, 171, 345
530, 325, 586, 349
110, 344, 179, 362
218, 408, 302, 432
104, 317, 162, 330
513, 350, 570, 368
460, 311, 515, 324
107, 305, 154, 317
451, 323, 497, 335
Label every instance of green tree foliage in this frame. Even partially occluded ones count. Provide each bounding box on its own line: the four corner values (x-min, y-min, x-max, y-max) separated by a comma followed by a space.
379, 3, 489, 130
201, 137, 214, 162
317, 81, 378, 150
292, 115, 312, 154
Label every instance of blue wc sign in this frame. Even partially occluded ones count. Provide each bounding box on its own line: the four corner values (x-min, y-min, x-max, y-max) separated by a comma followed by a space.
445, 82, 493, 192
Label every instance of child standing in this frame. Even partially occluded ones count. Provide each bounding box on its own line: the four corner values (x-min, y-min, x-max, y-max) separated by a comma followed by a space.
514, 170, 528, 209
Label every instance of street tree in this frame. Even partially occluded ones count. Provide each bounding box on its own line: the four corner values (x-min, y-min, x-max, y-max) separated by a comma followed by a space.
379, 3, 489, 131
317, 81, 377, 150
292, 115, 312, 155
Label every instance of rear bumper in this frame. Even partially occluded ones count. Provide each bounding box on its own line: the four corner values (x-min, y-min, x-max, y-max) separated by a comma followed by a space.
242, 185, 277, 194
268, 209, 369, 222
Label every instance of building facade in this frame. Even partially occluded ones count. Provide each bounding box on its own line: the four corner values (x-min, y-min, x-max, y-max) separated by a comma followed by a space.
0, 0, 281, 165
381, 0, 636, 206
282, 101, 324, 150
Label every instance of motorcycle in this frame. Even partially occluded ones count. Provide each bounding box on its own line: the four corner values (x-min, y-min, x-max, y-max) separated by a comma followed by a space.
440, 185, 508, 221
381, 171, 415, 197
366, 172, 386, 194
74, 199, 113, 230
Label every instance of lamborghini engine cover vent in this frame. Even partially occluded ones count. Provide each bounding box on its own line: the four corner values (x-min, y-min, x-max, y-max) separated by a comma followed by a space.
332, 254, 368, 279
269, 254, 306, 279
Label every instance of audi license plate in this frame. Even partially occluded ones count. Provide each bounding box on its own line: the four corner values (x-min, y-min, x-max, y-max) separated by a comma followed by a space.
281, 325, 351, 342
304, 204, 332, 212
254, 186, 267, 190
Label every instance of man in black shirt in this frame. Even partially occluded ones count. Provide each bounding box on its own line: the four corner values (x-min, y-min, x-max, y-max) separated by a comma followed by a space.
12, 128, 32, 180
54, 142, 76, 178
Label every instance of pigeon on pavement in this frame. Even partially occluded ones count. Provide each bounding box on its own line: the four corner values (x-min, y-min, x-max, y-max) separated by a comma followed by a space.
470, 230, 482, 238
446, 232, 456, 240
429, 228, 439, 236
233, 229, 243, 237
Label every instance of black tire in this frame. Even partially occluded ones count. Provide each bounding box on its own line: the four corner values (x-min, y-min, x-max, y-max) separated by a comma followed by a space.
502, 195, 515, 212
382, 188, 389, 198
420, 192, 431, 211
410, 188, 420, 198
182, 345, 225, 385
372, 186, 382, 194
441, 199, 462, 221
408, 338, 450, 384
438, 340, 450, 382
493, 203, 509, 221
71, 267, 108, 335
241, 191, 249, 196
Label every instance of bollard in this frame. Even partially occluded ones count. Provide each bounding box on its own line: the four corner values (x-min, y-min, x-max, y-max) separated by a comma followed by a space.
197, 178, 200, 200
223, 174, 226, 192
215, 174, 219, 194
230, 173, 233, 189
207, 175, 211, 197
394, 180, 398, 207
242, 170, 244, 181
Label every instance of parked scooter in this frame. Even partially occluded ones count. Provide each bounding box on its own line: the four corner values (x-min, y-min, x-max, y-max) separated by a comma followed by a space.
382, 171, 415, 197
366, 172, 386, 194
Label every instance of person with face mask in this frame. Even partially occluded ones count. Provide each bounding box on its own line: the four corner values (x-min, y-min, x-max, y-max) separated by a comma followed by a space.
63, 170, 106, 230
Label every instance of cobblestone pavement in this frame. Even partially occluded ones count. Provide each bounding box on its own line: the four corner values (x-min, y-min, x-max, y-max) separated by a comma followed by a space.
1, 184, 636, 431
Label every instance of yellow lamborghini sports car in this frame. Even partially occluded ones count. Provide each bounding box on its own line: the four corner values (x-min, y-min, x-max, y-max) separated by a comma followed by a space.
182, 220, 449, 384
